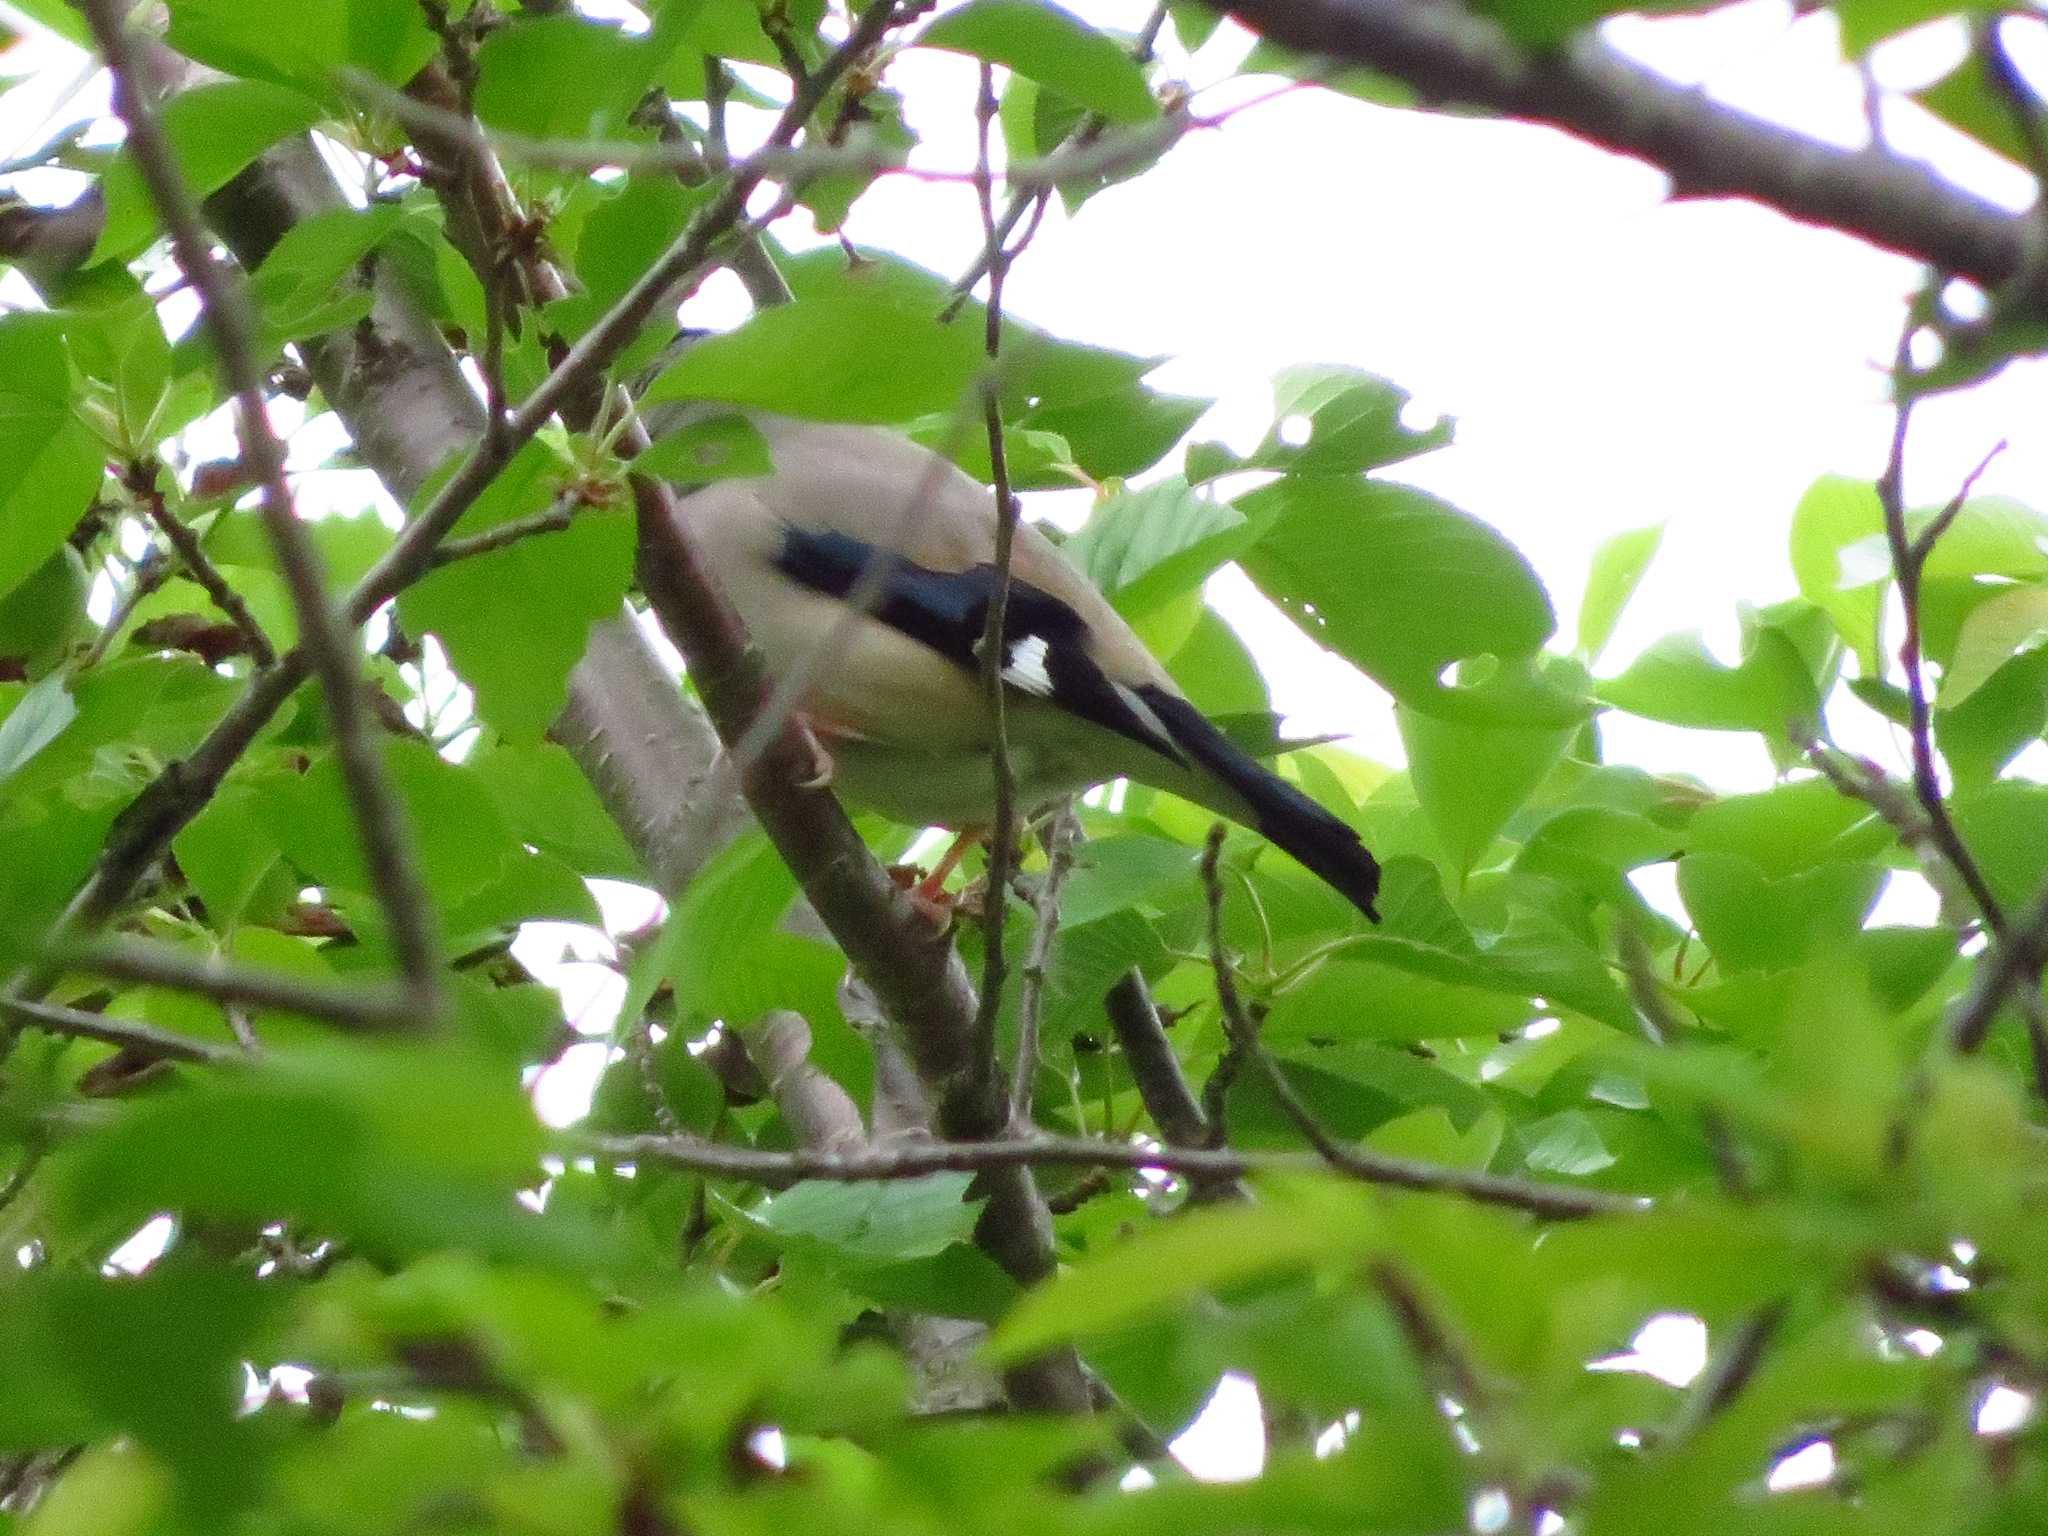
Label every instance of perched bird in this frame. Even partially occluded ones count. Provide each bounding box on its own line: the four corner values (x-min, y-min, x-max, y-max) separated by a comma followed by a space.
673, 412, 1382, 922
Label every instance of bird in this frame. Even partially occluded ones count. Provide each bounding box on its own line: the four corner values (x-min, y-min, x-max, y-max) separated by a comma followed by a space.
669, 411, 1382, 923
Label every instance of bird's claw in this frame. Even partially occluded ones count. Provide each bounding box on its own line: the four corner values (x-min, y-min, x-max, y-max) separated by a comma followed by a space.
794, 724, 836, 790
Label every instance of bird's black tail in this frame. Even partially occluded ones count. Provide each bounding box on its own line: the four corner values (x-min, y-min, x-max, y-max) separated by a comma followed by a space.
1135, 685, 1382, 922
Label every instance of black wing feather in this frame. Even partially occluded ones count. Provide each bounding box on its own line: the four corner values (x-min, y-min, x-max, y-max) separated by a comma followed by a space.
773, 525, 1183, 764
773, 526, 1380, 923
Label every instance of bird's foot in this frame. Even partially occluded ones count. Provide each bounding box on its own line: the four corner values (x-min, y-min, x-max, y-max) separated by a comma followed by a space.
887, 864, 959, 929
792, 721, 836, 790
886, 826, 987, 928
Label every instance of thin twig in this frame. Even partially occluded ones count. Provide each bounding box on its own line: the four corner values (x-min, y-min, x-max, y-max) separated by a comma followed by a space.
5, 69, 878, 1024
125, 461, 276, 667
1199, 827, 1611, 1216
77, 545, 169, 669
425, 495, 577, 567
1876, 317, 2008, 941
593, 1130, 1639, 1219
1665, 1300, 1787, 1444
1369, 1259, 1489, 1408
58, 936, 416, 1032
82, 0, 443, 1020
944, 3, 1170, 308
1, 995, 242, 1066
1951, 885, 2048, 1053
972, 62, 1023, 1077
1011, 803, 1079, 1129
1805, 739, 1978, 923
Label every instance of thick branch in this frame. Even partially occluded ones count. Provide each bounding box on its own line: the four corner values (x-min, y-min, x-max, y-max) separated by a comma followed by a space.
1213, 0, 2042, 296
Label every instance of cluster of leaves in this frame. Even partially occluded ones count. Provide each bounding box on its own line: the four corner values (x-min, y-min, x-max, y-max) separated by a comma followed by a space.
2, 1, 2048, 1534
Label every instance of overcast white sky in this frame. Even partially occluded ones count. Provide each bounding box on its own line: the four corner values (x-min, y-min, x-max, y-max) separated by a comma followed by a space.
788, 1, 2048, 790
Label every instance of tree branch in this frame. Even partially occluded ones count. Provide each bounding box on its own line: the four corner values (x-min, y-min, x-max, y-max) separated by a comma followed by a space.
1211, 0, 2043, 297
1875, 334, 2008, 939
82, 0, 443, 1017
1, 995, 241, 1067
972, 59, 1024, 1089
1199, 826, 1615, 1217
1012, 804, 1078, 1128
593, 1128, 1636, 1220
124, 460, 277, 668
58, 936, 414, 1033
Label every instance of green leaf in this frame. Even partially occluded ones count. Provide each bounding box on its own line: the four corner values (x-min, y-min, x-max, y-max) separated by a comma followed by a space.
1788, 474, 1886, 676
1915, 50, 2030, 168
1167, 2, 1223, 50
0, 316, 105, 603
748, 1174, 981, 1263
469, 739, 644, 882
1189, 367, 1451, 482
1517, 1110, 1616, 1177
248, 205, 404, 351
1576, 522, 1663, 664
474, 15, 652, 139
1838, 0, 1973, 54
919, 0, 1159, 124
1064, 478, 1253, 620
1597, 627, 1818, 738
994, 1181, 1376, 1358
1685, 776, 1890, 878
1950, 782, 2048, 913
0, 675, 76, 786
257, 739, 518, 920
54, 272, 173, 447
95, 82, 323, 263
1940, 581, 2048, 706
1023, 380, 1208, 481
556, 173, 707, 362
1166, 604, 1270, 715
1677, 852, 1886, 973
166, 0, 437, 100
399, 441, 634, 743
1265, 957, 1535, 1044
1398, 698, 1577, 876
645, 258, 989, 422
1938, 646, 2048, 787
1237, 475, 1577, 724
624, 831, 840, 1033
1, 657, 245, 806
171, 781, 278, 929
637, 412, 775, 484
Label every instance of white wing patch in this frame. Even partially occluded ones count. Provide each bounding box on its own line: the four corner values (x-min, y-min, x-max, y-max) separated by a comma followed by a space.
1002, 633, 1056, 697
